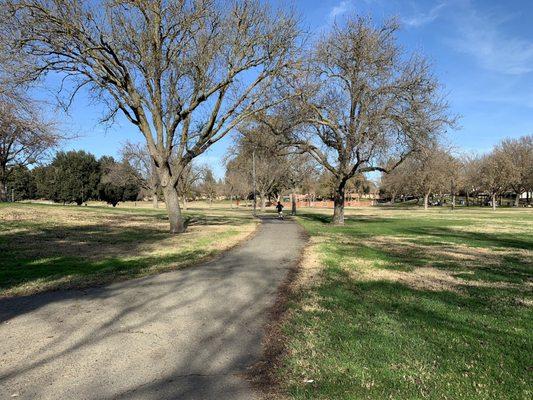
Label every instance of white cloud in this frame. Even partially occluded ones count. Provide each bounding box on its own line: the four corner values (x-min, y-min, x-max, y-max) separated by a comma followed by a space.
449, 6, 533, 75
329, 0, 352, 21
403, 3, 446, 27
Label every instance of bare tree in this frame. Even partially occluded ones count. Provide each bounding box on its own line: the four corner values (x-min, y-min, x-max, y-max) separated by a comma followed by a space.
284, 152, 319, 215
381, 146, 450, 210
264, 17, 453, 224
227, 127, 292, 212
199, 165, 219, 207
476, 152, 512, 211
414, 147, 451, 210
0, 95, 59, 201
380, 160, 410, 203
444, 152, 464, 210
496, 135, 533, 207
177, 163, 202, 209
4, 0, 299, 232
121, 141, 160, 208
462, 155, 483, 206
224, 159, 251, 207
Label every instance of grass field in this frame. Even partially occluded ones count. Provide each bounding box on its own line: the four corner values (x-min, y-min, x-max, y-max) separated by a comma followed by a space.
0, 202, 256, 297
280, 207, 532, 400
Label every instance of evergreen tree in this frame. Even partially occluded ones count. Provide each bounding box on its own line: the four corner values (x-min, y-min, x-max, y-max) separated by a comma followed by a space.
50, 151, 100, 205
98, 156, 141, 206
7, 165, 36, 200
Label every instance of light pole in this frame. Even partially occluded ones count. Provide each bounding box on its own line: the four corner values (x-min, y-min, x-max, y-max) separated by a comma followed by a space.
252, 148, 257, 216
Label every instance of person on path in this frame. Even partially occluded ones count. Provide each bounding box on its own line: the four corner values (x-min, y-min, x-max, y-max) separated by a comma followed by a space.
276, 201, 284, 220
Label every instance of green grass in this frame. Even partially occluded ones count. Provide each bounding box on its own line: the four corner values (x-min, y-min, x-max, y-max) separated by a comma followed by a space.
0, 202, 256, 297
281, 207, 532, 400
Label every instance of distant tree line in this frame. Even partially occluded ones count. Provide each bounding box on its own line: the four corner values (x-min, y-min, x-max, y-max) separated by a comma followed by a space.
379, 135, 533, 209
6, 150, 141, 206
5, 144, 231, 208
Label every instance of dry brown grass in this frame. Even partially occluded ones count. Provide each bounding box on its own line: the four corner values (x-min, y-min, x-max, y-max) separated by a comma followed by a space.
1, 204, 257, 297
287, 208, 533, 316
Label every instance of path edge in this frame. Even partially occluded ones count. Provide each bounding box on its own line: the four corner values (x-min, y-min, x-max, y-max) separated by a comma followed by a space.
246, 218, 311, 399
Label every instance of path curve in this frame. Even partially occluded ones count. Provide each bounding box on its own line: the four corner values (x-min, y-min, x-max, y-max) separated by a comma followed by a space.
0, 217, 306, 400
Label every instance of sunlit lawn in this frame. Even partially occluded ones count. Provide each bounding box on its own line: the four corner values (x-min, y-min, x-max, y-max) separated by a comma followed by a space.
0, 201, 256, 297
281, 206, 532, 400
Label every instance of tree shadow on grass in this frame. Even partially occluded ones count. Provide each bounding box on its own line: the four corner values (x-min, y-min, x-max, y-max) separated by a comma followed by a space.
301, 211, 532, 285
400, 226, 533, 251
1, 211, 252, 297
0, 249, 210, 300
298, 212, 391, 226
287, 267, 532, 399
326, 235, 532, 285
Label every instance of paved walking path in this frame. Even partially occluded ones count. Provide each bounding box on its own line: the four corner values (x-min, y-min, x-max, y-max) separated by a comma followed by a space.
0, 217, 306, 400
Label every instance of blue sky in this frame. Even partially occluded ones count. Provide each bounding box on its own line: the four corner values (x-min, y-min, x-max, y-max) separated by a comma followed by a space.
39, 0, 533, 178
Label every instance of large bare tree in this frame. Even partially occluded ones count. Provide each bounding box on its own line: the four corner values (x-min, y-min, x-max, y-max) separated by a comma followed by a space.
0, 95, 59, 201
264, 17, 454, 224
3, 0, 299, 232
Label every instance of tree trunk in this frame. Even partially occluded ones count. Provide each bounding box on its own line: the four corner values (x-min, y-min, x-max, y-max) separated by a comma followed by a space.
291, 192, 297, 216
515, 192, 520, 207
163, 186, 185, 233
0, 167, 8, 202
391, 192, 396, 204
260, 195, 266, 212
182, 196, 188, 210
152, 193, 159, 209
424, 193, 430, 210
332, 181, 346, 225
0, 183, 7, 202
466, 190, 470, 207
492, 193, 496, 211
451, 194, 456, 210
230, 195, 234, 208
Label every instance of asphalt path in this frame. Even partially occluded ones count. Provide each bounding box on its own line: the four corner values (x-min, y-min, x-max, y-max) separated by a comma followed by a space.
0, 216, 306, 400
